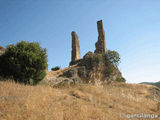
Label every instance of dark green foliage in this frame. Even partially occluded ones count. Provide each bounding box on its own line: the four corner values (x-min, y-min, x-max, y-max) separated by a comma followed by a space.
94, 54, 105, 63
115, 77, 126, 82
104, 50, 121, 76
107, 50, 120, 67
0, 41, 48, 85
51, 66, 60, 71
104, 57, 116, 76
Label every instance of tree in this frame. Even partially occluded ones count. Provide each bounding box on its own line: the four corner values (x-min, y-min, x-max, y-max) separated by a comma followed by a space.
0, 41, 48, 85
51, 66, 60, 71
107, 50, 120, 67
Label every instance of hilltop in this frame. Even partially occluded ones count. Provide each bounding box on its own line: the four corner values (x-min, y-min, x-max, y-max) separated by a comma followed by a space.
0, 20, 159, 120
0, 20, 124, 86
42, 20, 125, 87
140, 81, 160, 88
0, 81, 160, 120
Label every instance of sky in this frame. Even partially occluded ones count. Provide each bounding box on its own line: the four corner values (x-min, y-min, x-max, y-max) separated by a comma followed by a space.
0, 0, 160, 83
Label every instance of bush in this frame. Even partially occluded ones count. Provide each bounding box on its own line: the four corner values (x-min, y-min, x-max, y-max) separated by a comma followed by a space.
0, 41, 48, 85
104, 50, 121, 76
104, 58, 115, 76
115, 77, 126, 82
107, 50, 120, 67
51, 66, 60, 71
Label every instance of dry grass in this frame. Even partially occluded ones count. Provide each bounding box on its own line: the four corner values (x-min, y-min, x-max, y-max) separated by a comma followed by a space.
42, 65, 77, 85
47, 65, 77, 77
0, 81, 160, 120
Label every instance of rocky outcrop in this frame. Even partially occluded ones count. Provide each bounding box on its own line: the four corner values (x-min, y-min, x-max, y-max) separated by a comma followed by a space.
61, 52, 124, 85
70, 31, 81, 65
94, 20, 107, 54
0, 46, 5, 55
43, 20, 124, 87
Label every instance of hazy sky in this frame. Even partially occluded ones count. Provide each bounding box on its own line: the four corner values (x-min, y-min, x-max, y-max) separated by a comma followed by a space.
0, 0, 160, 83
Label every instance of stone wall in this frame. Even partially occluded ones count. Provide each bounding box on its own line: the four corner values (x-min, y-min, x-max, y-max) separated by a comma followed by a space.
94, 20, 107, 54
70, 31, 81, 65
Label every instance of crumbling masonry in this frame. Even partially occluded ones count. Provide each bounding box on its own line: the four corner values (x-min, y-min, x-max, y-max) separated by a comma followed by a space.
94, 20, 107, 54
70, 31, 81, 65
70, 20, 107, 65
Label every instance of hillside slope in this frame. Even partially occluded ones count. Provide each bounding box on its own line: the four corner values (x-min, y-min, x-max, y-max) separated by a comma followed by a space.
140, 81, 160, 88
42, 52, 125, 87
0, 81, 160, 120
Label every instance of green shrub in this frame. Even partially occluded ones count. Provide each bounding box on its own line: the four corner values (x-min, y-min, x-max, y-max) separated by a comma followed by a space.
115, 77, 126, 82
104, 50, 121, 76
51, 66, 60, 71
104, 58, 115, 76
0, 41, 48, 85
94, 54, 105, 63
107, 50, 120, 67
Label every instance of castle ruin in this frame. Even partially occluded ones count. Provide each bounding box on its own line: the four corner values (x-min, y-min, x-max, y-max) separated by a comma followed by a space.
46, 20, 124, 86
70, 31, 81, 65
70, 20, 107, 65
94, 20, 107, 54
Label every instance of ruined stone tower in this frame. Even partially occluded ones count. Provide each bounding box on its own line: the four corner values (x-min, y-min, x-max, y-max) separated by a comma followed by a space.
94, 20, 107, 54
70, 31, 81, 65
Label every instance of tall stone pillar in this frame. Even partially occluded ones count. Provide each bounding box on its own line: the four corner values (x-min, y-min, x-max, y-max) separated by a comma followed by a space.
94, 20, 107, 54
71, 31, 81, 64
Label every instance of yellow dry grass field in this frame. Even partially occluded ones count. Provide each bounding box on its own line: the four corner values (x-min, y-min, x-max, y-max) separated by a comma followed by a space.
0, 81, 160, 120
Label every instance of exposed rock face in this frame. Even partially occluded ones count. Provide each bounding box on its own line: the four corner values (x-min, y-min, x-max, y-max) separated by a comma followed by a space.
60, 51, 124, 85
0, 46, 5, 55
70, 31, 81, 65
42, 20, 125, 87
62, 68, 78, 78
94, 20, 107, 54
